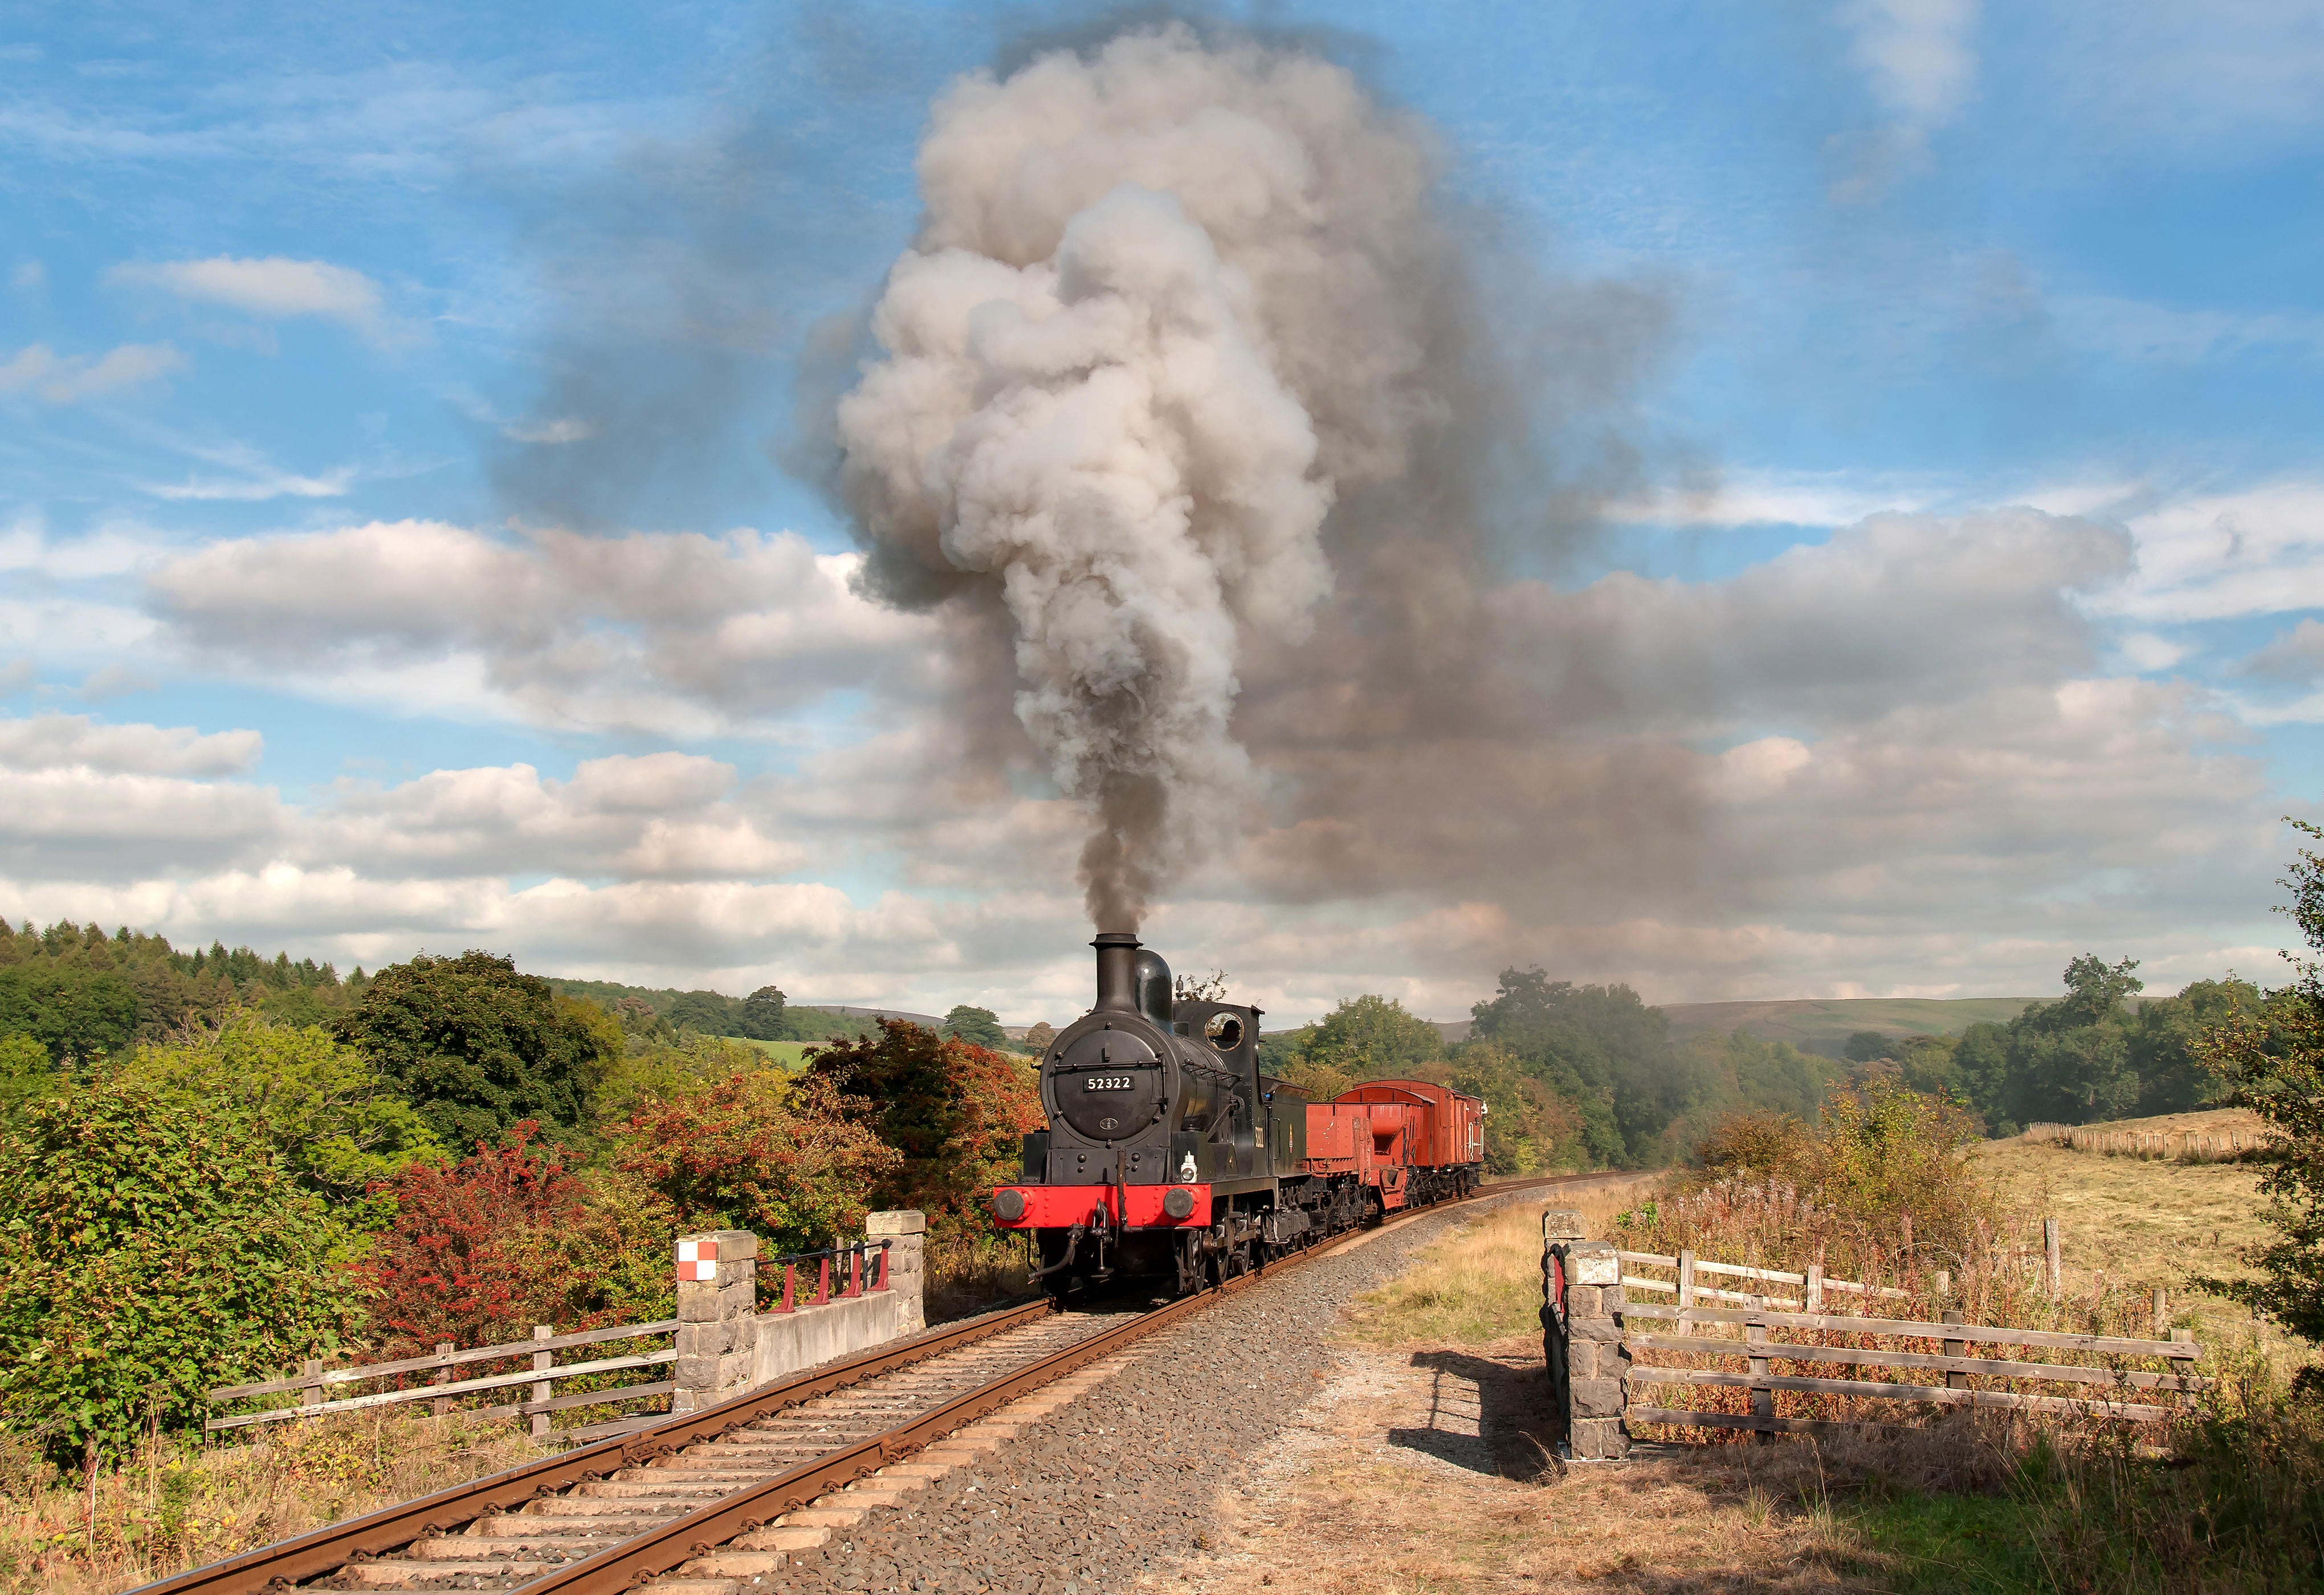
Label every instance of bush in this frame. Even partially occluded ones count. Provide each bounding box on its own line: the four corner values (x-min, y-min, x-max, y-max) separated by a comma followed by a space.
357, 1122, 591, 1353
113, 1012, 442, 1210
808, 1020, 1042, 1242
613, 1069, 901, 1254
0, 1083, 368, 1464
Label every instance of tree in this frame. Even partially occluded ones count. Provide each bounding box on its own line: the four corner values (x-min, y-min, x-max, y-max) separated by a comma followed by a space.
0, 1033, 56, 1121
668, 989, 741, 1036
336, 951, 625, 1148
1023, 1022, 1057, 1057
735, 985, 788, 1041
1843, 1030, 1894, 1063
615, 1071, 900, 1253
2195, 820, 2324, 1347
113, 1012, 442, 1209
1300, 994, 1444, 1079
0, 1083, 367, 1463
0, 961, 138, 1065
940, 1005, 1007, 1049
809, 1021, 1043, 1240
1469, 970, 1680, 1166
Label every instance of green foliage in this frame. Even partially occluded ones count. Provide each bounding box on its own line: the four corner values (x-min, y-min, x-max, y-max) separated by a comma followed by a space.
1302, 993, 1444, 1078
0, 1034, 56, 1121
337, 951, 624, 1148
0, 959, 137, 1065
1841, 1028, 1893, 1063
940, 1004, 1006, 1049
1927, 955, 2258, 1133
1419, 1042, 1583, 1175
1470, 969, 1693, 1166
808, 1021, 1043, 1242
0, 1082, 368, 1464
2194, 819, 2324, 1346
111, 1013, 443, 1210
544, 975, 872, 1046
0, 919, 356, 1063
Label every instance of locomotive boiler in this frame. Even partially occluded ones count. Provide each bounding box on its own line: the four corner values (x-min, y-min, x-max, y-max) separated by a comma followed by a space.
988, 934, 1486, 1295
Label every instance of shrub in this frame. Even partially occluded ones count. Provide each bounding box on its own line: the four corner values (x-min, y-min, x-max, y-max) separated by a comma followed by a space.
808, 1021, 1041, 1243
0, 1083, 367, 1464
613, 1069, 900, 1254
358, 1122, 590, 1353
112, 1012, 442, 1210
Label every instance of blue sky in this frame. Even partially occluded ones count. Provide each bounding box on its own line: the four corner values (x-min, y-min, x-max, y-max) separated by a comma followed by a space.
4, 1, 2322, 1022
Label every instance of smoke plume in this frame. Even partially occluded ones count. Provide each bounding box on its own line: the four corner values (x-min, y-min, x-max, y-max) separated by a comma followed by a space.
836, 23, 1511, 929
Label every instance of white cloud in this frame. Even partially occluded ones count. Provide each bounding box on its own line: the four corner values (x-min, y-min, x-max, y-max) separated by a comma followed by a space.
108, 256, 400, 344
143, 521, 942, 735
1841, 0, 1980, 121
142, 465, 356, 502
0, 661, 30, 695
1830, 0, 1978, 200
2117, 632, 2192, 672
0, 341, 184, 403
2099, 482, 2324, 622
0, 713, 262, 776
2241, 617, 2324, 682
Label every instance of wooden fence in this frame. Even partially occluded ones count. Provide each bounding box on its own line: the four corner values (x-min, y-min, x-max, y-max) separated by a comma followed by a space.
1620, 1298, 2207, 1437
1616, 1248, 1913, 1311
2021, 1122, 2262, 1162
204, 1320, 679, 1443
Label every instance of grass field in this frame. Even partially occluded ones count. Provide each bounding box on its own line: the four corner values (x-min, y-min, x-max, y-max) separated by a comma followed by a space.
720, 1036, 817, 1067
1974, 1109, 2303, 1377
1661, 996, 2043, 1054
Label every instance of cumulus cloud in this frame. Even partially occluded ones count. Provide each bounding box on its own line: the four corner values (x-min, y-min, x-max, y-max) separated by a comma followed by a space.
0, 341, 185, 403
109, 255, 394, 341
143, 520, 940, 735
0, 713, 262, 777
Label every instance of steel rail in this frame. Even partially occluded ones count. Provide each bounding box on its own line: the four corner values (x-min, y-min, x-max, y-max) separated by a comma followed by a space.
124, 1297, 1058, 1595
512, 1173, 1590, 1594
131, 1172, 1587, 1595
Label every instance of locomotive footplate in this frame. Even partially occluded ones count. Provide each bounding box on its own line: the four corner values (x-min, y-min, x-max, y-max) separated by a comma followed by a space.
988, 1183, 1212, 1230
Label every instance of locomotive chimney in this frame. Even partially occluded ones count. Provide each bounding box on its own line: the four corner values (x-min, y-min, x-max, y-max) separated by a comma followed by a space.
1092, 932, 1140, 1014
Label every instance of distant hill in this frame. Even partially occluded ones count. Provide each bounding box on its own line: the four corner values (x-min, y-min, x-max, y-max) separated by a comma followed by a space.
1658, 996, 2042, 1057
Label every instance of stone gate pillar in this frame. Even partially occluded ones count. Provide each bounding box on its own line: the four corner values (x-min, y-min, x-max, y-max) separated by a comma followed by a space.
1560, 1228, 1630, 1460
672, 1229, 757, 1414
867, 1210, 927, 1334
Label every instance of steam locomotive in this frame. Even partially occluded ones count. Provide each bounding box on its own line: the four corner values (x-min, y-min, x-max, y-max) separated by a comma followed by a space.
988, 934, 1485, 1295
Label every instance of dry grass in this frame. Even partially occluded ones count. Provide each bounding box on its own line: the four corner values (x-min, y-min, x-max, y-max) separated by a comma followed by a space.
1971, 1127, 2308, 1377
0, 1412, 542, 1594
1345, 1178, 1658, 1347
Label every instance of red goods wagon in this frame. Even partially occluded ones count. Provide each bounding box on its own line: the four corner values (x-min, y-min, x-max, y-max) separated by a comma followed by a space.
1306, 1080, 1485, 1211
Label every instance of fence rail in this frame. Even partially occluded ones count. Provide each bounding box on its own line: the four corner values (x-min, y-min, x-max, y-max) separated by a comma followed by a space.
764, 1238, 891, 1313
2021, 1122, 2264, 1162
204, 1320, 681, 1437
1618, 1276, 2205, 1438
1617, 1248, 1913, 1311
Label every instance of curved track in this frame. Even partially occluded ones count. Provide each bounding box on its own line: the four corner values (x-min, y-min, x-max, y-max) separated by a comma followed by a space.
131, 1174, 1597, 1595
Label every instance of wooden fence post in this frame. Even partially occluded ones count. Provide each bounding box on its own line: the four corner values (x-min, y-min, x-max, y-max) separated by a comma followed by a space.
530, 1325, 553, 1442
2044, 1218, 2062, 1300
1943, 1309, 1968, 1394
1747, 1316, 1773, 1443
1805, 1263, 1824, 1313
300, 1359, 322, 1412
2169, 1328, 2196, 1410
2151, 1287, 2168, 1339
432, 1342, 452, 1418
1677, 1250, 1697, 1315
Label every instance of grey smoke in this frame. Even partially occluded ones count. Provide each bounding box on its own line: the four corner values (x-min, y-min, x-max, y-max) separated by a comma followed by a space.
835, 23, 1680, 929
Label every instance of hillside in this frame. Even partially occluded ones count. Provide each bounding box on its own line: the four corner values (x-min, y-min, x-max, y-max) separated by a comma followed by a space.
1659, 995, 2042, 1055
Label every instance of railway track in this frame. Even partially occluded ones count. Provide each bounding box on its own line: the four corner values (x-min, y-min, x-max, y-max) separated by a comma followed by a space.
133, 1174, 1596, 1595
